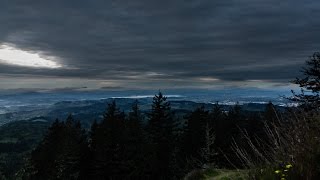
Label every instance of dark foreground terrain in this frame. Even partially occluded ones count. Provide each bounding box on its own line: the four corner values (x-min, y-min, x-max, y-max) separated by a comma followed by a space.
0, 92, 307, 179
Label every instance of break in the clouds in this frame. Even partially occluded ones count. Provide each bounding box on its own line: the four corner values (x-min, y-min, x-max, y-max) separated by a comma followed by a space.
0, 0, 319, 90
0, 44, 62, 68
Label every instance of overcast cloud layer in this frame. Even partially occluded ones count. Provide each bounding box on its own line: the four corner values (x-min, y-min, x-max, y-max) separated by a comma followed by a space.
0, 0, 319, 90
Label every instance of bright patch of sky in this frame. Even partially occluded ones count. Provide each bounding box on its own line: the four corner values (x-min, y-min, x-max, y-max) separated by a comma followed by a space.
0, 45, 62, 69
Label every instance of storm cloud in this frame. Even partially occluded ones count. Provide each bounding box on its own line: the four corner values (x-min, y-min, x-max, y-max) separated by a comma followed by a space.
0, 0, 319, 90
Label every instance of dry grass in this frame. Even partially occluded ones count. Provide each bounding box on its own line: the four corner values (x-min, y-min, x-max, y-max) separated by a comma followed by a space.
232, 107, 320, 179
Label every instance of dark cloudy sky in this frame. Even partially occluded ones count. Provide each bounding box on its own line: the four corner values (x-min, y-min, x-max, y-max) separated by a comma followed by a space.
0, 0, 319, 91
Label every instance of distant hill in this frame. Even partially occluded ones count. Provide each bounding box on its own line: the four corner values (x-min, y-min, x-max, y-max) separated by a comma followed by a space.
0, 96, 287, 127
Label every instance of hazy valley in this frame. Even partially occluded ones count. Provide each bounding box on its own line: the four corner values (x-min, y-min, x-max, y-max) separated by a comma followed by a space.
0, 89, 292, 127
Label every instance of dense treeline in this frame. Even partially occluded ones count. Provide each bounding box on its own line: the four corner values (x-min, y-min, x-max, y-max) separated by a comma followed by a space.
15, 92, 283, 180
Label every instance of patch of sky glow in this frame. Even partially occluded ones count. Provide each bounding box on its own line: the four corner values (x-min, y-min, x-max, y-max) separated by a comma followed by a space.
0, 44, 62, 68
145, 72, 166, 76
198, 77, 220, 82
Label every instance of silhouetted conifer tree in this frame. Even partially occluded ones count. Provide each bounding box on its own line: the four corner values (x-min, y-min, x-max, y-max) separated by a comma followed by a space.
183, 106, 209, 168
210, 102, 224, 126
209, 102, 225, 145
124, 100, 149, 178
146, 92, 177, 179
264, 102, 279, 124
291, 52, 320, 109
26, 115, 88, 180
208, 102, 227, 166
89, 100, 127, 179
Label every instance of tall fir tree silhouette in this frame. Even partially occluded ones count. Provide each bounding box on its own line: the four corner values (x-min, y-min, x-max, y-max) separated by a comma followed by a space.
147, 92, 177, 179
183, 105, 209, 168
88, 100, 127, 179
125, 100, 149, 178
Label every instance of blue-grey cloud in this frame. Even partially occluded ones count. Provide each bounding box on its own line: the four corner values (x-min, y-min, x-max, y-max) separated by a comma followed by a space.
0, 0, 319, 89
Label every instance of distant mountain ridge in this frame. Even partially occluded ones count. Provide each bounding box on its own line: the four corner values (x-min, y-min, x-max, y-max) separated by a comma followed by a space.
0, 95, 289, 127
